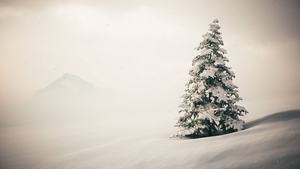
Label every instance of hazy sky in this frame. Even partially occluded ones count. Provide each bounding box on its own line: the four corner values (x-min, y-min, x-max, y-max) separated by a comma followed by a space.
0, 0, 299, 108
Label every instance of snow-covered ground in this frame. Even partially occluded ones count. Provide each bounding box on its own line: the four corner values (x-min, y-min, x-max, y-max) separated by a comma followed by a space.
0, 107, 299, 169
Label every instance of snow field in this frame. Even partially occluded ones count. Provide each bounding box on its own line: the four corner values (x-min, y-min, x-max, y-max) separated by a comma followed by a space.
0, 110, 299, 169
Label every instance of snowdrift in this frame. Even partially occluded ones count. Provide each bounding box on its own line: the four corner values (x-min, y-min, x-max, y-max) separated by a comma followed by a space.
0, 110, 299, 169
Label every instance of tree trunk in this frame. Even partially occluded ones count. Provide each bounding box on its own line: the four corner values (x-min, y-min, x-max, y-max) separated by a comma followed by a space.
207, 120, 213, 136
208, 127, 212, 136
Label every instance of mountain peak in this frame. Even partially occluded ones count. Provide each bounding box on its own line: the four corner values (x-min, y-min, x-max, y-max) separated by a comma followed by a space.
62, 73, 72, 78
33, 74, 98, 99
62, 73, 78, 79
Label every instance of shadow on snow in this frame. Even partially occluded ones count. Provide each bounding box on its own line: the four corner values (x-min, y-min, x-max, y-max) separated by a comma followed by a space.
244, 109, 300, 129
181, 109, 300, 139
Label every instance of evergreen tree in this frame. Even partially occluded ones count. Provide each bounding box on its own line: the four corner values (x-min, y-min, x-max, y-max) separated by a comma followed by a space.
175, 19, 248, 138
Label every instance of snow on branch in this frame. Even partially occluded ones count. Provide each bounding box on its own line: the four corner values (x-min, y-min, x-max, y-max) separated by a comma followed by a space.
218, 48, 227, 54
200, 48, 213, 56
224, 117, 245, 131
214, 57, 226, 65
207, 86, 233, 102
174, 19, 248, 138
201, 66, 218, 78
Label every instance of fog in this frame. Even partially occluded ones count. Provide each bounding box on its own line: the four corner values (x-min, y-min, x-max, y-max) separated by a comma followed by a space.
0, 0, 299, 109
0, 1, 300, 168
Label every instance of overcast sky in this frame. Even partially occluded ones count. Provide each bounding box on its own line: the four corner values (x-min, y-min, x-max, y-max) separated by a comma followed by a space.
0, 0, 299, 109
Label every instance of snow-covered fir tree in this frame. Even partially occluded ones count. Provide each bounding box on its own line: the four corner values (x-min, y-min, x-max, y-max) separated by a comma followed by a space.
175, 19, 248, 138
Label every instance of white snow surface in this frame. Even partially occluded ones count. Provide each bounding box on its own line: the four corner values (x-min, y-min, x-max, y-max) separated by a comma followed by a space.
1, 107, 300, 169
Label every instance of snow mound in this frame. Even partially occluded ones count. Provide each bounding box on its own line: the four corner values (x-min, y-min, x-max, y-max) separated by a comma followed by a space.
0, 110, 299, 169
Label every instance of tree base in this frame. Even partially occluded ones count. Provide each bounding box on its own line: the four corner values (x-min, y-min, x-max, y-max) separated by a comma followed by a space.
184, 129, 238, 138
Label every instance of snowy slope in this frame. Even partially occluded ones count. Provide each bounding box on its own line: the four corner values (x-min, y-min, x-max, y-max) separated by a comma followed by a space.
0, 109, 299, 169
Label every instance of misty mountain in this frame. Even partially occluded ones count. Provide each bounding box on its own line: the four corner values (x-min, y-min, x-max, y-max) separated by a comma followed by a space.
33, 73, 98, 100
0, 74, 142, 128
